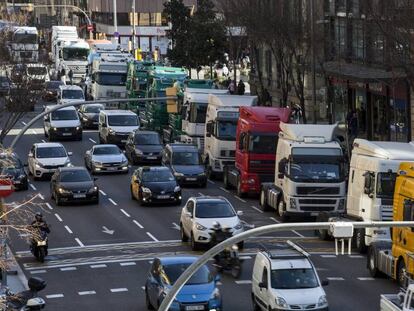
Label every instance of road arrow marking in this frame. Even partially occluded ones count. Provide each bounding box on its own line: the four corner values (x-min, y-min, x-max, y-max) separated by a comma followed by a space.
102, 226, 114, 235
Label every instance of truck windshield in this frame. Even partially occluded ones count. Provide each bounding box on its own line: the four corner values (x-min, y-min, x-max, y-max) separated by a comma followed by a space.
249, 134, 278, 154
289, 162, 342, 182
62, 48, 89, 61
62, 90, 84, 99
27, 67, 47, 75
13, 34, 37, 44
271, 268, 319, 289
217, 120, 237, 140
96, 72, 126, 86
188, 102, 207, 123
376, 172, 397, 198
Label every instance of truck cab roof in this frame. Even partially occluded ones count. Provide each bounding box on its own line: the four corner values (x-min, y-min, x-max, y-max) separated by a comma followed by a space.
208, 94, 258, 108
279, 122, 337, 143
59, 85, 83, 92
353, 139, 414, 160
184, 89, 228, 104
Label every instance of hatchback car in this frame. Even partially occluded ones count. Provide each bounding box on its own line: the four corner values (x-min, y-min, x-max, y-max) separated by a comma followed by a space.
145, 256, 222, 311
180, 196, 244, 250
50, 167, 99, 205
130, 166, 181, 205
0, 152, 28, 190
125, 130, 163, 165
162, 144, 207, 187
84, 144, 128, 174
78, 104, 104, 129
42, 81, 64, 102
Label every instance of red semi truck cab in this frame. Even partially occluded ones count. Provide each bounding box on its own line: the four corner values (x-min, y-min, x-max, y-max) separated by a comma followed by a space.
223, 106, 291, 196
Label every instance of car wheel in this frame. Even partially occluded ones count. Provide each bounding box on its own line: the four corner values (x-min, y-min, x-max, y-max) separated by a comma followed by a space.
76, 134, 82, 141
206, 165, 215, 180
145, 290, 154, 310
21, 182, 28, 191
252, 294, 260, 311
191, 232, 199, 251
223, 170, 231, 189
48, 133, 54, 142
98, 135, 103, 144
180, 224, 188, 242
55, 193, 62, 206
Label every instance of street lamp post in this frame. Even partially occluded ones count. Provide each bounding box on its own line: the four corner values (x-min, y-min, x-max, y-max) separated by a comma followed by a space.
113, 0, 118, 44
132, 0, 136, 51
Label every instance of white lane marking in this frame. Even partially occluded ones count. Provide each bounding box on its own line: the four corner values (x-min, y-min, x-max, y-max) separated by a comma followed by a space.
120, 262, 136, 266
269, 217, 305, 237
90, 264, 107, 269
358, 277, 375, 281
46, 203, 53, 210
141, 286, 145, 291
316, 268, 328, 271
89, 138, 96, 143
198, 192, 204, 196
110, 288, 128, 293
235, 280, 252, 285
133, 220, 144, 229
41, 139, 46, 143
75, 238, 85, 247
99, 190, 107, 196
31, 129, 37, 135
38, 194, 44, 200
120, 209, 130, 217
60, 267, 76, 271
108, 198, 118, 206
270, 217, 280, 223
251, 205, 263, 214
327, 277, 345, 281
235, 196, 247, 203
216, 281, 223, 286
239, 256, 252, 260
78, 291, 96, 296
46, 294, 64, 299
349, 255, 364, 259
208, 180, 215, 184
64, 226, 73, 234
30, 270, 46, 274
146, 232, 158, 242
320, 255, 337, 258
172, 222, 180, 230
21, 121, 27, 126
54, 213, 63, 222
29, 183, 37, 191
219, 187, 230, 193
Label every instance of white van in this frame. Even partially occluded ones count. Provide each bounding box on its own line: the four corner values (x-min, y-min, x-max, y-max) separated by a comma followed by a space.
98, 110, 139, 146
43, 105, 82, 141
252, 242, 329, 311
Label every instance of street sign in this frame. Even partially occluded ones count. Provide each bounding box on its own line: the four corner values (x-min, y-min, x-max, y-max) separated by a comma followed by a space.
87, 24, 93, 31
0, 178, 14, 198
114, 31, 120, 38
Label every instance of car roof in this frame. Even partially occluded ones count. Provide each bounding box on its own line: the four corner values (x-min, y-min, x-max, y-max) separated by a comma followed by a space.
82, 103, 104, 107
158, 256, 199, 265
34, 142, 64, 148
46, 105, 77, 111
134, 130, 159, 135
59, 85, 83, 91
269, 258, 312, 270
192, 196, 227, 203
58, 166, 87, 172
93, 144, 118, 149
167, 143, 199, 152
100, 109, 136, 115
140, 166, 170, 172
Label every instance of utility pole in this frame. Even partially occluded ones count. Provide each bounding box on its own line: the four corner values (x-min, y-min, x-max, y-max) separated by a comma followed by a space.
132, 0, 136, 51
311, 0, 317, 124
113, 0, 118, 44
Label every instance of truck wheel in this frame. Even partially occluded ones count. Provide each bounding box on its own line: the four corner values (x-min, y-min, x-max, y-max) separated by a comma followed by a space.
354, 228, 367, 254
260, 189, 270, 211
397, 259, 407, 288
278, 201, 288, 222
236, 178, 246, 198
367, 247, 379, 277
223, 170, 231, 189
318, 229, 330, 241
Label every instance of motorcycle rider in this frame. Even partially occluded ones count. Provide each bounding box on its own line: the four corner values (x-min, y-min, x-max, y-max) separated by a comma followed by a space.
211, 222, 232, 262
30, 212, 50, 250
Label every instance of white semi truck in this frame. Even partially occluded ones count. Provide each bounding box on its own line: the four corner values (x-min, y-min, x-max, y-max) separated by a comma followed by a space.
203, 94, 257, 179
7, 26, 38, 63
260, 123, 347, 220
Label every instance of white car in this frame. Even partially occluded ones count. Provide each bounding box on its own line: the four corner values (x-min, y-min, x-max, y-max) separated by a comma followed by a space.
179, 196, 244, 250
28, 143, 72, 180
251, 242, 329, 311
43, 105, 83, 141
58, 85, 85, 105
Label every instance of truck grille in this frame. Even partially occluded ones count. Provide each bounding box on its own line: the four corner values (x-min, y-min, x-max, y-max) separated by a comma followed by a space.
249, 159, 275, 173
297, 186, 340, 195
381, 205, 393, 221
220, 150, 235, 158
301, 205, 335, 212
299, 199, 336, 205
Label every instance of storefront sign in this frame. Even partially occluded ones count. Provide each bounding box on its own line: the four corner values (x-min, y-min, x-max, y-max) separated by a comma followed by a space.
369, 83, 384, 94
137, 27, 169, 36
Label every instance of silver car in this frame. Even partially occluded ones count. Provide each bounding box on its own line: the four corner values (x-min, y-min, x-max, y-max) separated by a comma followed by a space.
84, 144, 129, 174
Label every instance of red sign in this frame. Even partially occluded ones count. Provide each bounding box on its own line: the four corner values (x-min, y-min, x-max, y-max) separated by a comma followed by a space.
0, 178, 14, 198
87, 24, 94, 31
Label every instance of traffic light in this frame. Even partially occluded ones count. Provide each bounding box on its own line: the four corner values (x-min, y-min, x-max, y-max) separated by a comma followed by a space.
166, 87, 177, 113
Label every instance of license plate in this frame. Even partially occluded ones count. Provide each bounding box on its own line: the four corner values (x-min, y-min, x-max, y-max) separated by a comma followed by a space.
157, 195, 170, 199
147, 156, 157, 160
185, 306, 204, 311
186, 178, 197, 181
106, 167, 118, 171
73, 194, 86, 198
62, 133, 71, 136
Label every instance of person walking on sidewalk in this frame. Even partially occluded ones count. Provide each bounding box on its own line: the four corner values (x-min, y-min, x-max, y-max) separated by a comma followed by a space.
228, 79, 236, 95
237, 80, 245, 95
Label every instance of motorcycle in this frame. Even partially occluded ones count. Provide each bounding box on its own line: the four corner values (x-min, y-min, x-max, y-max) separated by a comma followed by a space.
30, 231, 48, 263
211, 227, 243, 279
1, 277, 46, 310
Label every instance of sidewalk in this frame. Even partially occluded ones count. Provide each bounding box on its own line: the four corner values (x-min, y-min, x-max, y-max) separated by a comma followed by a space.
2, 245, 28, 292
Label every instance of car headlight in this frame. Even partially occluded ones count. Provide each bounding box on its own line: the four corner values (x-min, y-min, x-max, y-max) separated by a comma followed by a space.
174, 172, 184, 177
64, 159, 71, 167
52, 127, 58, 131
58, 187, 71, 194
18, 174, 26, 180
135, 149, 143, 155
174, 185, 181, 192
35, 162, 44, 168
93, 161, 103, 167
82, 117, 88, 121
108, 128, 115, 134
234, 222, 243, 230
196, 223, 207, 231
198, 172, 206, 176
76, 126, 81, 131
141, 187, 151, 194
275, 297, 288, 308
318, 295, 328, 307
209, 287, 220, 300
88, 186, 98, 193
289, 198, 297, 209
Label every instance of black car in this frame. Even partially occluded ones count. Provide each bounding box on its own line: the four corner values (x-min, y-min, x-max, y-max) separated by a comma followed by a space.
0, 152, 28, 190
50, 167, 99, 205
78, 104, 104, 129
130, 166, 181, 205
10, 64, 26, 83
125, 130, 163, 165
0, 76, 10, 96
42, 81, 64, 102
161, 144, 207, 187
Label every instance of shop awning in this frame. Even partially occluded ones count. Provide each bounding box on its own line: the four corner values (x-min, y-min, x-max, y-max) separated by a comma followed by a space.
323, 61, 406, 82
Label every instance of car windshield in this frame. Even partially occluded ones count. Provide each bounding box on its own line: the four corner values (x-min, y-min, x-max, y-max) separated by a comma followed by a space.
289, 162, 342, 182
271, 268, 319, 289
51, 110, 78, 121
108, 115, 138, 126
195, 201, 235, 218
93, 146, 120, 155
135, 133, 161, 145
172, 152, 201, 166
62, 90, 84, 99
217, 120, 237, 140
248, 134, 278, 154
95, 72, 127, 86
376, 172, 397, 198
46, 81, 63, 90
60, 170, 91, 182
162, 263, 212, 285
62, 48, 89, 61
36, 147, 67, 158
142, 170, 175, 182
84, 105, 103, 113
27, 67, 47, 75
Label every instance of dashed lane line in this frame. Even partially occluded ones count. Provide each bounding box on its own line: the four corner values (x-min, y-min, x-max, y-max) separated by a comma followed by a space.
235, 280, 252, 285
64, 226, 73, 234
41, 139, 46, 143
38, 193, 44, 200
75, 238, 85, 247
219, 187, 230, 193
120, 209, 130, 218
46, 294, 64, 299
250, 205, 263, 214
349, 255, 364, 259
90, 264, 107, 269
198, 192, 204, 196
31, 129, 37, 135
320, 255, 337, 258
29, 183, 37, 191
99, 190, 107, 196
208, 180, 215, 184
30, 270, 46, 274
120, 262, 136, 266
78, 291, 96, 296
269, 217, 305, 238
54, 213, 63, 222
108, 198, 118, 206
235, 196, 247, 203
60, 267, 77, 271
110, 288, 128, 293
358, 277, 375, 281
133, 220, 144, 229
21, 121, 27, 126
146, 232, 158, 242
327, 277, 345, 281
89, 138, 96, 144
46, 203, 53, 210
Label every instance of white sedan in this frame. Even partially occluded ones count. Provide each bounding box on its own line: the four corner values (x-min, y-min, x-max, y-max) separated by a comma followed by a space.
180, 196, 244, 250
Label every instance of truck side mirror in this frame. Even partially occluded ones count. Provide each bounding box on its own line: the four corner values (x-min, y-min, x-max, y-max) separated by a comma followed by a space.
278, 158, 287, 179
363, 172, 374, 197
206, 122, 213, 137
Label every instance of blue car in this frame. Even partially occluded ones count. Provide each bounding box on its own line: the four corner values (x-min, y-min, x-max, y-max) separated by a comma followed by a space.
145, 256, 222, 311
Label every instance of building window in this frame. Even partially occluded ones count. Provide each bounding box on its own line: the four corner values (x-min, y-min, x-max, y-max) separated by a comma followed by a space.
371, 31, 384, 64
151, 13, 162, 26
335, 18, 347, 57
352, 21, 365, 60
265, 50, 272, 86
335, 0, 346, 12
139, 13, 150, 26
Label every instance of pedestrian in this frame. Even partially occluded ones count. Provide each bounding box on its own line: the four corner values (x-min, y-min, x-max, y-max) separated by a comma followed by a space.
347, 110, 358, 141
222, 64, 229, 77
262, 88, 272, 106
228, 80, 236, 95
68, 69, 74, 85
60, 67, 66, 85
237, 80, 245, 95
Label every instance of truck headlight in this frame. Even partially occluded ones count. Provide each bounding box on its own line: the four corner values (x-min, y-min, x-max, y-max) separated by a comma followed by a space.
289, 198, 297, 209
275, 297, 288, 308
338, 199, 345, 210
318, 295, 328, 307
